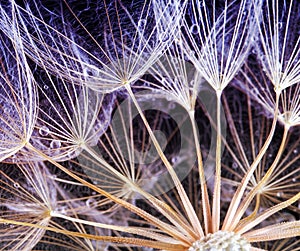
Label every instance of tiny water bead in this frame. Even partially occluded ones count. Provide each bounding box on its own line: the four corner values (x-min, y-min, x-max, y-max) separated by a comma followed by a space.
3, 106, 10, 114
277, 191, 284, 197
159, 33, 169, 42
86, 198, 97, 208
138, 19, 146, 30
13, 182, 20, 189
168, 102, 176, 109
190, 24, 200, 35
188, 231, 251, 251
232, 162, 238, 169
56, 206, 67, 214
171, 156, 180, 164
39, 126, 49, 136
50, 140, 61, 149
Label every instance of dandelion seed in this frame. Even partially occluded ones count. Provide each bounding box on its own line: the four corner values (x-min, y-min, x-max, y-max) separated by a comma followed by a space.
0, 25, 37, 162
0, 1, 299, 250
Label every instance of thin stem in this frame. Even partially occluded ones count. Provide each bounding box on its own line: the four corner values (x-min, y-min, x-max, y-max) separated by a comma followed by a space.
189, 110, 212, 235
81, 144, 197, 241
51, 211, 184, 245
212, 89, 222, 232
222, 90, 281, 230
237, 192, 300, 235
233, 124, 290, 232
0, 217, 186, 251
125, 85, 203, 237
24, 142, 190, 243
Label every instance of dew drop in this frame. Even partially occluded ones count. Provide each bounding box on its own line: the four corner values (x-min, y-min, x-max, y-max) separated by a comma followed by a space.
11, 154, 17, 163
138, 19, 146, 30
261, 55, 268, 66
293, 148, 298, 154
172, 156, 180, 164
232, 162, 238, 169
190, 24, 199, 35
13, 183, 20, 189
39, 126, 49, 136
3, 107, 10, 114
43, 84, 49, 90
86, 198, 97, 208
168, 103, 176, 109
50, 140, 61, 149
159, 33, 169, 42
175, 37, 182, 45
251, 87, 259, 95
56, 206, 67, 214
276, 191, 283, 197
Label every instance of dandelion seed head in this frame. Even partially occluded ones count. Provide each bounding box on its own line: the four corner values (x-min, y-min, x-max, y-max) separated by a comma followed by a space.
189, 231, 251, 251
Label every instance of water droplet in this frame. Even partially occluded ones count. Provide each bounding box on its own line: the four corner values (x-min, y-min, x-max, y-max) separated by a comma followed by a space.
190, 24, 199, 35
43, 85, 49, 90
138, 19, 146, 30
278, 22, 283, 29
292, 178, 297, 182
261, 55, 268, 66
13, 183, 20, 189
232, 162, 238, 169
159, 33, 169, 42
175, 37, 182, 45
293, 148, 298, 154
172, 156, 180, 164
276, 192, 283, 197
86, 198, 97, 208
168, 103, 176, 109
50, 140, 61, 149
39, 126, 49, 136
3, 107, 10, 114
187, 49, 195, 57
11, 154, 17, 163
251, 87, 259, 95
56, 206, 67, 214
